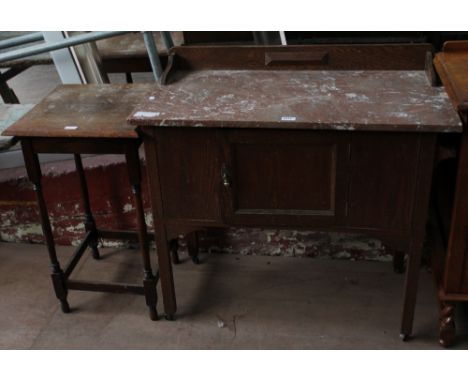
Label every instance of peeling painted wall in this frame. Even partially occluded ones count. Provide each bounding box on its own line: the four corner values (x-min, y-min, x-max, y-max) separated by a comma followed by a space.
0, 156, 391, 262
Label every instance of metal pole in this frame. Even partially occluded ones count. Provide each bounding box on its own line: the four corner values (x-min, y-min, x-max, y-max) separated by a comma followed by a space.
142, 32, 163, 83
279, 31, 287, 46
160, 32, 174, 50
42, 32, 84, 84
0, 32, 44, 50
0, 31, 128, 64
253, 31, 280, 45
252, 31, 263, 45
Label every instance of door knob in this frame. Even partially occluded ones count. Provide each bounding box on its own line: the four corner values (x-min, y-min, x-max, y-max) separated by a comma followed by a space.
221, 166, 230, 187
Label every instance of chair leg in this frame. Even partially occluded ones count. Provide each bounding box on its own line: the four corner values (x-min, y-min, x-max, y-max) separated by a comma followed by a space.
392, 250, 406, 274
170, 239, 180, 265
143, 137, 176, 319
186, 231, 200, 264
21, 139, 70, 312
125, 145, 158, 320
400, 134, 435, 341
154, 224, 176, 320
74, 154, 100, 260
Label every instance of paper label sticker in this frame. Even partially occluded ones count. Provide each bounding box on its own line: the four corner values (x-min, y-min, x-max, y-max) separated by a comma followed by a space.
133, 111, 160, 118
281, 116, 296, 121
64, 125, 78, 130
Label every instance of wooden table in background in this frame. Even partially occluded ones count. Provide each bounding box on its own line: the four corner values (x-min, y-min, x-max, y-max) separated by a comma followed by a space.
129, 44, 461, 340
434, 41, 468, 347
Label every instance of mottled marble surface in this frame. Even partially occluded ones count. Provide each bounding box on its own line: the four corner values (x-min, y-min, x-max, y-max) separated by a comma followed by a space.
129, 69, 462, 132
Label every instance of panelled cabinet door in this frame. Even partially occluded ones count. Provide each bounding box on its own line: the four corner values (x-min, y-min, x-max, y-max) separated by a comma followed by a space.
346, 132, 422, 234
154, 127, 223, 224
220, 130, 349, 227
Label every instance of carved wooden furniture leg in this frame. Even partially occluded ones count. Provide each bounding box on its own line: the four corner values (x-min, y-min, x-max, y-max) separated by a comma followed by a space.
169, 239, 180, 265
125, 144, 158, 320
21, 139, 70, 313
74, 154, 100, 260
392, 250, 406, 274
186, 231, 200, 264
439, 301, 456, 348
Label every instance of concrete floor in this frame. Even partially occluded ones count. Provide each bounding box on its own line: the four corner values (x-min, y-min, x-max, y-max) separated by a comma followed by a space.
1, 241, 467, 349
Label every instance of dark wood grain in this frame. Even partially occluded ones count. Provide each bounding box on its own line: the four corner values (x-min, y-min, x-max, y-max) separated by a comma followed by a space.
3, 84, 153, 138
430, 41, 468, 347
399, 133, 437, 339
221, 130, 348, 228
142, 130, 177, 318
347, 132, 420, 232
434, 41, 468, 114
165, 44, 433, 71
154, 128, 222, 222
444, 131, 468, 293
141, 125, 438, 333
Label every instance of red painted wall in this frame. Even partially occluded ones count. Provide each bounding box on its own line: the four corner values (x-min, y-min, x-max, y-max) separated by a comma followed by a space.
0, 156, 390, 261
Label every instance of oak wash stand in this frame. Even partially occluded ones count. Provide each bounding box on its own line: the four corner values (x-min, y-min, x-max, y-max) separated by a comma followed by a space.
2, 84, 159, 320
433, 41, 468, 347
129, 45, 462, 339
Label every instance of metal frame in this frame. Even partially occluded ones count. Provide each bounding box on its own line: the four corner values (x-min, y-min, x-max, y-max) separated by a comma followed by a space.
0, 32, 43, 50
0, 31, 128, 64
142, 32, 163, 82
0, 31, 169, 83
0, 31, 171, 169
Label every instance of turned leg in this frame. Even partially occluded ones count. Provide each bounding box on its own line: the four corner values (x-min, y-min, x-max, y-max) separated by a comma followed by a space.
125, 145, 158, 320
21, 139, 70, 313
439, 301, 456, 348
74, 154, 100, 260
392, 250, 406, 274
186, 231, 200, 264
170, 239, 180, 265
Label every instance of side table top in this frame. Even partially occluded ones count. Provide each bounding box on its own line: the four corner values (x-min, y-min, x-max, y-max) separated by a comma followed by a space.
434, 41, 468, 117
3, 84, 154, 139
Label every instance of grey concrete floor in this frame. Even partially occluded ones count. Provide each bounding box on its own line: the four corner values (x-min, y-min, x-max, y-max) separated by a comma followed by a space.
1, 242, 467, 349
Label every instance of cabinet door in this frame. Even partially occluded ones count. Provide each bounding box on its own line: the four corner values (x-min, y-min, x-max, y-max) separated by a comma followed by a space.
154, 127, 223, 223
221, 130, 348, 227
346, 132, 421, 234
